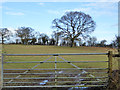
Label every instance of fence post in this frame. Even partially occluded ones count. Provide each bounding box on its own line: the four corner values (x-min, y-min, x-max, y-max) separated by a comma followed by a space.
118, 49, 120, 89
108, 51, 113, 89
1, 53, 4, 89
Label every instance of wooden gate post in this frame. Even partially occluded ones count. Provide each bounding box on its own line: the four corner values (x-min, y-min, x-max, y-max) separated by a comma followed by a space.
118, 49, 120, 88
108, 51, 113, 89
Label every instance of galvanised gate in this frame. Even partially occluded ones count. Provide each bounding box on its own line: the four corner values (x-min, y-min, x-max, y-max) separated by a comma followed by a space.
1, 51, 113, 88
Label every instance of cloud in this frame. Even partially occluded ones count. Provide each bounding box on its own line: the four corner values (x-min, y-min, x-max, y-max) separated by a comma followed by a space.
5, 12, 24, 15
64, 8, 91, 13
47, 7, 110, 17
83, 2, 117, 10
68, 3, 117, 17
38, 2, 44, 6
47, 2, 117, 17
47, 7, 91, 16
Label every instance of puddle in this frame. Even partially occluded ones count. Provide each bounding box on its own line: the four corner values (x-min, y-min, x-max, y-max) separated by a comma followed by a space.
39, 71, 63, 85
69, 87, 88, 90
39, 70, 89, 90
58, 71, 63, 73
39, 80, 48, 85
69, 84, 88, 90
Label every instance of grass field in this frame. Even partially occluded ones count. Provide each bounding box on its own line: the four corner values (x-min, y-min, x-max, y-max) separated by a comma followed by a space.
1, 44, 118, 87
2, 44, 118, 69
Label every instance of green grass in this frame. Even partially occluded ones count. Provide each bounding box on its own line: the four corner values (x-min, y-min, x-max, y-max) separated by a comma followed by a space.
2, 44, 117, 70
3, 44, 116, 54
2, 44, 118, 86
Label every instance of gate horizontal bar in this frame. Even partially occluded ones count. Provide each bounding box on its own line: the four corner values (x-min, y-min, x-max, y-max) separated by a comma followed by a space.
4, 76, 108, 79
45, 81, 108, 84
4, 72, 108, 75
3, 53, 108, 56
4, 61, 108, 63
56, 81, 108, 83
4, 68, 108, 71
3, 81, 107, 84
3, 85, 107, 88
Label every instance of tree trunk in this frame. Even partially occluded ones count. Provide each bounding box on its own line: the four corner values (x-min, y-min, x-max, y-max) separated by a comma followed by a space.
70, 39, 74, 47
56, 40, 58, 46
56, 37, 59, 46
2, 36, 4, 44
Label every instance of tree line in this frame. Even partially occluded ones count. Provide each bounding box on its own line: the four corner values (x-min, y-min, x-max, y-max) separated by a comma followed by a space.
0, 11, 119, 48
0, 26, 119, 48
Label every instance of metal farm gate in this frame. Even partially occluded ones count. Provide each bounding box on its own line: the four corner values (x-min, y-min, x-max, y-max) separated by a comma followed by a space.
1, 51, 113, 88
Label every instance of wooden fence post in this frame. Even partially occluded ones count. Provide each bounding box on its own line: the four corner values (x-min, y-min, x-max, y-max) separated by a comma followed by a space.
108, 51, 113, 89
118, 49, 120, 89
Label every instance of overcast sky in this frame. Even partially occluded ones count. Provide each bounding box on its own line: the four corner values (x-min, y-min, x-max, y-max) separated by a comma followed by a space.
0, 1, 119, 44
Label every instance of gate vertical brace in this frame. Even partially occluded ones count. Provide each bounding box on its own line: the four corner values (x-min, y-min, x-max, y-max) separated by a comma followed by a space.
1, 54, 4, 89
55, 56, 57, 86
108, 51, 113, 89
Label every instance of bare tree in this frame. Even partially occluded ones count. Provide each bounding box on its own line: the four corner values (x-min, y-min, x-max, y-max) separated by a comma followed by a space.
30, 31, 40, 45
49, 38, 56, 45
77, 38, 82, 46
38, 33, 49, 45
0, 28, 12, 44
100, 40, 107, 47
53, 31, 62, 46
15, 27, 34, 45
87, 36, 97, 46
52, 11, 96, 47
111, 35, 120, 48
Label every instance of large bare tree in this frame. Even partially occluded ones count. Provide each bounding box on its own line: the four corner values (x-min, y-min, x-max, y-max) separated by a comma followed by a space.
52, 11, 96, 47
